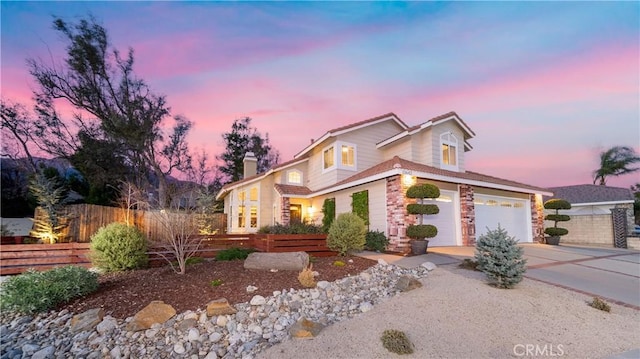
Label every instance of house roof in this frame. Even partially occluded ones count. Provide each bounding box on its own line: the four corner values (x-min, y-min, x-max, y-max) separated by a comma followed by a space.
215, 155, 309, 200
376, 111, 476, 151
312, 156, 551, 197
274, 184, 312, 197
293, 113, 408, 159
545, 184, 634, 205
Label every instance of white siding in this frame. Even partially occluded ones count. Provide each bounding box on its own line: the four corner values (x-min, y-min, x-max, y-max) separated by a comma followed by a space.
381, 138, 412, 161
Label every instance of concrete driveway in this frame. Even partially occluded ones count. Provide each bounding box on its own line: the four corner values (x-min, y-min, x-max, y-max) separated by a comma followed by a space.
359, 243, 640, 309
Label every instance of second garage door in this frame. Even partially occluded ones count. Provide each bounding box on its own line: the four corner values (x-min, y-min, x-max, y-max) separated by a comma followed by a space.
474, 194, 532, 243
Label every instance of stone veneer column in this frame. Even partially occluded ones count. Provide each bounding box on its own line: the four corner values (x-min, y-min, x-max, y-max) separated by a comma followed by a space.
281, 197, 291, 226
530, 194, 544, 243
386, 175, 415, 253
459, 184, 476, 246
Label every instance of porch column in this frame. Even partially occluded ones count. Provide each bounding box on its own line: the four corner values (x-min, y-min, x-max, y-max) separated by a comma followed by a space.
531, 194, 545, 243
459, 184, 476, 246
386, 175, 415, 253
281, 197, 291, 226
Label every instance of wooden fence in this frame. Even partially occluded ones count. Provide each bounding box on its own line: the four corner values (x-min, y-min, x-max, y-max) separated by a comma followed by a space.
34, 203, 226, 243
0, 233, 333, 275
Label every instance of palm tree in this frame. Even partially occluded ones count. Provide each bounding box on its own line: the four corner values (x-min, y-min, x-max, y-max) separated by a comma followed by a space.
593, 146, 640, 185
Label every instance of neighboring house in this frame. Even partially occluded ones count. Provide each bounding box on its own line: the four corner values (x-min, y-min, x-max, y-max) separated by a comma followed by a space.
216, 111, 552, 251
544, 184, 635, 248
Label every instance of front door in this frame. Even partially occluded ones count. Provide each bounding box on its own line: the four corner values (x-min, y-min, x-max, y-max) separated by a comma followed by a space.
290, 204, 302, 223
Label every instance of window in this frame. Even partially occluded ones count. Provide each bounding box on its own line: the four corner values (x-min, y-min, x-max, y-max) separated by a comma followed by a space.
249, 187, 258, 201
323, 146, 335, 170
440, 132, 458, 169
341, 145, 355, 167
238, 205, 245, 227
238, 191, 246, 202
250, 206, 258, 228
287, 170, 302, 184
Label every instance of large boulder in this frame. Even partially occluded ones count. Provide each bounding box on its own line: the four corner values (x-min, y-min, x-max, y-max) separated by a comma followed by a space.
126, 300, 176, 332
243, 251, 309, 271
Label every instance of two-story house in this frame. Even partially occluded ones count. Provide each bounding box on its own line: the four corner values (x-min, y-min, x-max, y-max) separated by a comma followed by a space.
216, 111, 552, 251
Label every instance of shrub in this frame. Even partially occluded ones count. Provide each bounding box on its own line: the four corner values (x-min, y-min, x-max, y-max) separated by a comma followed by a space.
90, 223, 148, 272
0, 266, 99, 314
544, 198, 571, 238
297, 264, 316, 288
406, 203, 439, 215
332, 260, 346, 267
406, 224, 437, 239
380, 329, 414, 355
365, 230, 389, 252
327, 213, 366, 256
215, 247, 255, 261
589, 297, 611, 312
406, 183, 440, 199
459, 258, 479, 271
474, 225, 526, 289
210, 279, 223, 287
321, 198, 336, 233
257, 221, 323, 234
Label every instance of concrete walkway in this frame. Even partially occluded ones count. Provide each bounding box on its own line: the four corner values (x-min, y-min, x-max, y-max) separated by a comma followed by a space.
358, 243, 640, 309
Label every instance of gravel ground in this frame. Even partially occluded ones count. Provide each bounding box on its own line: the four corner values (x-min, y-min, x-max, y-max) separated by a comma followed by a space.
257, 265, 640, 359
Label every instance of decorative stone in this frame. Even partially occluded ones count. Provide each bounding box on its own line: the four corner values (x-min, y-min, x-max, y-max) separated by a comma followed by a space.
31, 346, 55, 359
209, 332, 223, 343
177, 318, 197, 331
244, 252, 309, 271
70, 308, 104, 333
96, 316, 118, 335
216, 316, 228, 327
395, 275, 423, 292
250, 295, 266, 306
289, 318, 325, 339
421, 262, 437, 271
377, 258, 388, 265
317, 281, 330, 289
125, 301, 176, 332
246, 285, 258, 293
359, 302, 374, 312
207, 298, 237, 316
173, 342, 186, 354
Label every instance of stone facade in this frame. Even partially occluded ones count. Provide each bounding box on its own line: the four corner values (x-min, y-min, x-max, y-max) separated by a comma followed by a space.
385, 175, 415, 252
531, 194, 545, 243
459, 184, 475, 246
280, 197, 290, 226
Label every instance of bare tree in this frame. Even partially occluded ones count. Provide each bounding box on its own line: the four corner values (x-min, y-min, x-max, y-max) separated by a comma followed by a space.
1, 100, 38, 172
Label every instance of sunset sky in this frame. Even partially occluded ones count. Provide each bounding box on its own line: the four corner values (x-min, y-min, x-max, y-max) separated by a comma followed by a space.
2, 1, 639, 189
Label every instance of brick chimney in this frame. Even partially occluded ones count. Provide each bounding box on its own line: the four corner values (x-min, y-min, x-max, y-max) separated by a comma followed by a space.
243, 152, 258, 178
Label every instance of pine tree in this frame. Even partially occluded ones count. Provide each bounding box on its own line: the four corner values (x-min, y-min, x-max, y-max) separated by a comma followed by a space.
474, 225, 526, 289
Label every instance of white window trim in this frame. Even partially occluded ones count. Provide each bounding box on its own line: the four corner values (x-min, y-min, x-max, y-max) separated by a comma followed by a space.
286, 169, 303, 185
440, 132, 459, 171
337, 141, 357, 171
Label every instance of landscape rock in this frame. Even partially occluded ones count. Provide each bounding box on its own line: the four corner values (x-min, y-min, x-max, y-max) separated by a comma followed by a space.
125, 301, 176, 332
289, 318, 325, 339
207, 298, 237, 316
31, 345, 54, 359
250, 295, 266, 306
421, 262, 437, 271
395, 275, 423, 292
246, 285, 258, 293
70, 308, 104, 333
96, 316, 118, 334
244, 251, 310, 271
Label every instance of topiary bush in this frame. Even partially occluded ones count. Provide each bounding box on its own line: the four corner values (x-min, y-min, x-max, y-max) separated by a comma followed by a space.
544, 199, 571, 238
89, 222, 148, 272
0, 266, 99, 314
405, 183, 440, 246
365, 230, 389, 252
327, 212, 366, 256
406, 224, 438, 239
215, 247, 255, 261
474, 225, 527, 289
380, 329, 414, 355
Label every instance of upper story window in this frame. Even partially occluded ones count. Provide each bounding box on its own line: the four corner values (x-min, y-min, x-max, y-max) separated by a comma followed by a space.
287, 170, 302, 185
249, 187, 258, 201
323, 141, 357, 172
341, 145, 355, 167
323, 146, 335, 170
238, 190, 246, 202
440, 132, 458, 171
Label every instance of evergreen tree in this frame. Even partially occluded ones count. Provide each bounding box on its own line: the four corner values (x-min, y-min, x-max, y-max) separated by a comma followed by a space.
215, 117, 280, 184
474, 226, 526, 289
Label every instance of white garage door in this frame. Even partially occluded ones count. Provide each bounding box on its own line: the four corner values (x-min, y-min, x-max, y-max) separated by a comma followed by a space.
420, 190, 458, 246
475, 194, 531, 243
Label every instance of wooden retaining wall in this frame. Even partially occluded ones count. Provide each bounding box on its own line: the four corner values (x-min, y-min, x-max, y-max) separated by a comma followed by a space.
0, 234, 333, 275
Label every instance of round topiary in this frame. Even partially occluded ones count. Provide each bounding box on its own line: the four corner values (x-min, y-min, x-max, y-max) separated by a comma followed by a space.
407, 224, 437, 239
544, 227, 569, 237
406, 203, 440, 215
90, 222, 148, 272
327, 213, 367, 256
544, 214, 571, 223
544, 199, 571, 210
406, 183, 440, 199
